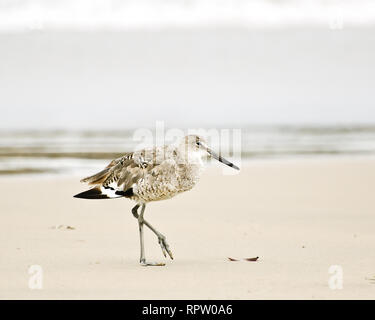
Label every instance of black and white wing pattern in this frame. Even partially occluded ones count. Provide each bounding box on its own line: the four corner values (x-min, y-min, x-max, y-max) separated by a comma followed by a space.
74, 146, 178, 200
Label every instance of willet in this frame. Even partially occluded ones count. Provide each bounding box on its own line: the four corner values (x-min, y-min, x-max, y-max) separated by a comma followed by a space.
74, 135, 239, 266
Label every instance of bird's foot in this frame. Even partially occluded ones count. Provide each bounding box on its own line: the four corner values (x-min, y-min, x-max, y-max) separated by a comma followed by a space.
158, 236, 173, 260
140, 259, 165, 267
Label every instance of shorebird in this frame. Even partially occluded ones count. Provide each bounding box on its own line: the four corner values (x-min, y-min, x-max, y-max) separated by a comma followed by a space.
74, 135, 239, 266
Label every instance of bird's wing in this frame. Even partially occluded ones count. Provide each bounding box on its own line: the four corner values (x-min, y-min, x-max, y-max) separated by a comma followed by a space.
80, 147, 167, 191
80, 152, 133, 186
76, 146, 179, 200
76, 152, 145, 199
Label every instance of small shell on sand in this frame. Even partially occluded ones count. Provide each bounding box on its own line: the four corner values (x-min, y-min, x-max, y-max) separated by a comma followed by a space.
228, 257, 259, 262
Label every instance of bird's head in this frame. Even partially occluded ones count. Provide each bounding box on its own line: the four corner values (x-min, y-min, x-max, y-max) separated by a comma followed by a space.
180, 134, 239, 170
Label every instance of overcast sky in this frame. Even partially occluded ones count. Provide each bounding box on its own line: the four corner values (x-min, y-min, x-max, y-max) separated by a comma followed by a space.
1, 1, 375, 130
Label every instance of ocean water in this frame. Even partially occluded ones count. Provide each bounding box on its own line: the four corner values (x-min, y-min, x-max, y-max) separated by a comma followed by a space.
1, 125, 375, 176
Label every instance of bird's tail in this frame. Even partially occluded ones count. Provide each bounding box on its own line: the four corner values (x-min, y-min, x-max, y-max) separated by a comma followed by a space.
73, 186, 133, 200
73, 187, 111, 199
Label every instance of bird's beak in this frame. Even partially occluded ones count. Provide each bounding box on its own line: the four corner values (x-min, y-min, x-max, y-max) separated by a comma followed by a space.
205, 146, 240, 170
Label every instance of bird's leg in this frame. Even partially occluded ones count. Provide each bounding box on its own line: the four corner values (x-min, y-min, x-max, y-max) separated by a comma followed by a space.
131, 204, 173, 260
132, 204, 166, 266
137, 204, 146, 265
143, 220, 173, 260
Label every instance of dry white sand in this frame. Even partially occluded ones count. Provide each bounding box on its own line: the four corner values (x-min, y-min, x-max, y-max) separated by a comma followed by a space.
1, 157, 375, 299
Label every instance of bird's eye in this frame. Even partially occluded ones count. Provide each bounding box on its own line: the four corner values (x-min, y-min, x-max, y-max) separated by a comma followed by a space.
196, 141, 200, 146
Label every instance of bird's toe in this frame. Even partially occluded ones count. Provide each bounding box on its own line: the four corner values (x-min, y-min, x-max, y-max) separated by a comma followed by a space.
140, 260, 166, 267
158, 237, 173, 260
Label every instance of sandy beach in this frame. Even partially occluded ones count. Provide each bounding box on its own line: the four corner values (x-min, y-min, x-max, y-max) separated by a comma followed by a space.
1, 157, 375, 299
